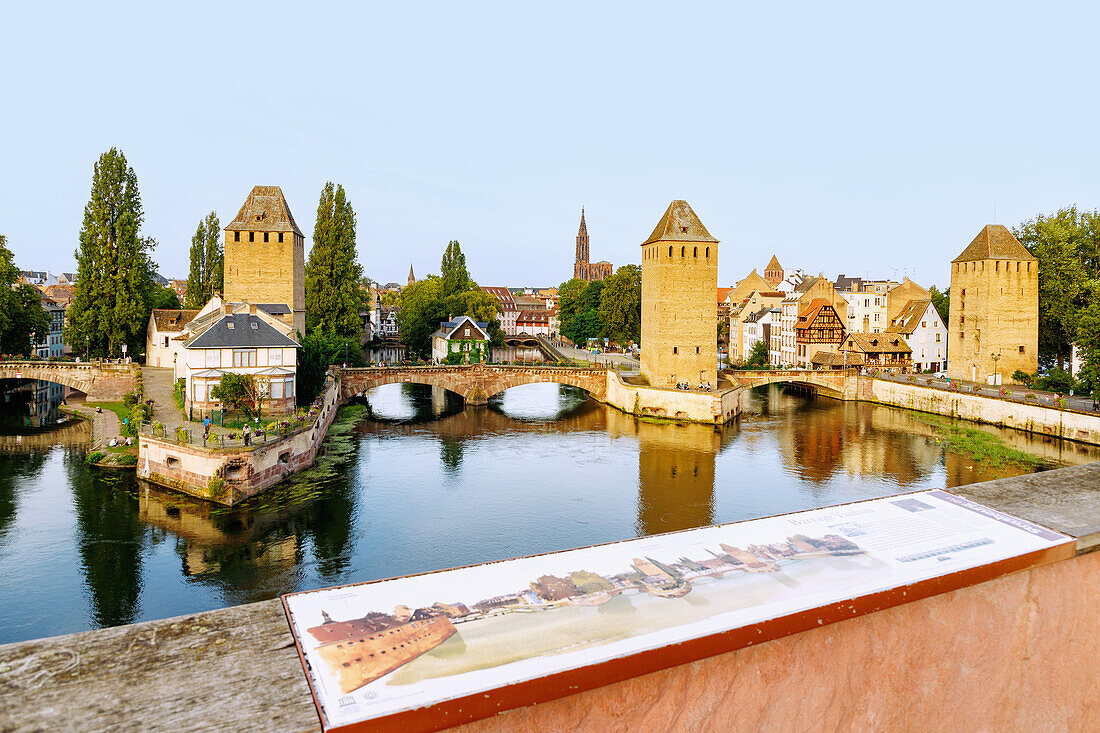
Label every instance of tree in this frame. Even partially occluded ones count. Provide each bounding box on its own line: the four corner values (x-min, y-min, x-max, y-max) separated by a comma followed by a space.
440, 240, 471, 298
185, 212, 221, 308
1015, 208, 1093, 369
306, 183, 363, 339
150, 285, 181, 310
746, 339, 769, 368
598, 264, 641, 345
66, 148, 157, 357
396, 277, 447, 358
577, 280, 604, 343
1076, 280, 1100, 395
557, 278, 589, 344
928, 284, 949, 324
211, 372, 265, 420
0, 235, 47, 355
297, 330, 365, 405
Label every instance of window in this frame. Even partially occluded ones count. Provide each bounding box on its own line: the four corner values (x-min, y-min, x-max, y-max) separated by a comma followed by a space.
278, 233, 284, 243
249, 231, 255, 243
233, 349, 257, 367
695, 346, 700, 354
1019, 345, 1025, 353
959, 332, 965, 340
921, 321, 926, 328
264, 232, 269, 243
205, 349, 220, 367
935, 333, 941, 342
270, 348, 282, 366
673, 347, 678, 354
668, 246, 673, 258
234, 231, 240, 242
270, 379, 284, 399
681, 246, 685, 257
705, 247, 709, 258
163, 336, 169, 348
693, 246, 698, 257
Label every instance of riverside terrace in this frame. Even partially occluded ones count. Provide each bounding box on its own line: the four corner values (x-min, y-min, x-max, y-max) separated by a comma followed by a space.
0, 462, 1097, 731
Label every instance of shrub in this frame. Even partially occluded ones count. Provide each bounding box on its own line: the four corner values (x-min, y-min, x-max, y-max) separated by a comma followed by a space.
1025, 392, 1037, 400
122, 391, 139, 407
116, 453, 138, 466
1012, 369, 1033, 387
85, 451, 105, 465
1055, 398, 1067, 409
999, 387, 1010, 397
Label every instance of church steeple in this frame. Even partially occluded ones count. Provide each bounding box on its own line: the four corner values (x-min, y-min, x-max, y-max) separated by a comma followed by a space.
574, 208, 590, 280
408, 263, 415, 286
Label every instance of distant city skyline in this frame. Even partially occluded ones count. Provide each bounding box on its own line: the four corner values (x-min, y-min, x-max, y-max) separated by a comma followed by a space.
3, 3, 1100, 290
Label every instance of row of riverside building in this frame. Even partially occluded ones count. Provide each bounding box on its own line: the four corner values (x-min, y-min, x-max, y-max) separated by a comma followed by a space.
725, 224, 1039, 382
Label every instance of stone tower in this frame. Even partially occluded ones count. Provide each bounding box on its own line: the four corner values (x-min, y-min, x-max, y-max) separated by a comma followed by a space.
947, 224, 1038, 383
223, 186, 306, 334
640, 200, 719, 388
764, 254, 784, 287
574, 208, 590, 281
408, 263, 416, 286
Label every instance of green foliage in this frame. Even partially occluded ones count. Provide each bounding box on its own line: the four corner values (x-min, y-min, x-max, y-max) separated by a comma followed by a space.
746, 339, 769, 368
598, 264, 641, 345
173, 378, 186, 412
912, 413, 1045, 468
440, 240, 471, 298
85, 451, 105, 465
1035, 368, 1074, 394
211, 372, 264, 419
122, 391, 138, 407
297, 330, 364, 405
396, 243, 503, 357
116, 453, 139, 466
306, 183, 363, 339
0, 237, 49, 355
185, 212, 221, 308
150, 285, 180, 310
1011, 369, 1033, 386
379, 290, 399, 306
928, 284, 949, 324
66, 148, 157, 357
1076, 280, 1100, 394
557, 278, 588, 344
1014, 207, 1100, 368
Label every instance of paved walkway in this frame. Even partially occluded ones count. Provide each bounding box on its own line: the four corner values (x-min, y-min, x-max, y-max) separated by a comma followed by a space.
876, 372, 1099, 412
555, 343, 639, 368
143, 367, 190, 431
65, 397, 120, 450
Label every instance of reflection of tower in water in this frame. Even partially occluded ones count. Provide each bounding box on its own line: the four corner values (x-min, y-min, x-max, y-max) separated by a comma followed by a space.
633, 420, 721, 536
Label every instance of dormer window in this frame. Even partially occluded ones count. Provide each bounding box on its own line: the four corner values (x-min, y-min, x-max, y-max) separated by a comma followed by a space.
680, 226, 688, 233
227, 322, 235, 330
250, 322, 258, 330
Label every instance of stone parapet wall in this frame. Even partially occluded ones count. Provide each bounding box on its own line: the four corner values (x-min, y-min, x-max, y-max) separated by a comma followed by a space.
605, 371, 734, 424
866, 377, 1100, 445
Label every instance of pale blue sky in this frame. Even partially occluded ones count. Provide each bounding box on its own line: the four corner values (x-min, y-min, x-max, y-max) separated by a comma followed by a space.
2, 1, 1098, 290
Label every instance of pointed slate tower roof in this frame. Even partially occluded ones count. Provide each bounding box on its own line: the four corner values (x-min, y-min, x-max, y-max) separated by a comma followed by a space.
642, 200, 719, 245
952, 224, 1035, 263
226, 186, 303, 236
408, 263, 416, 286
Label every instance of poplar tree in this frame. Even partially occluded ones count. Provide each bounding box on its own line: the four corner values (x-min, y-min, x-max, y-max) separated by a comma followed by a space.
440, 240, 470, 298
185, 212, 222, 308
305, 182, 363, 339
66, 148, 157, 357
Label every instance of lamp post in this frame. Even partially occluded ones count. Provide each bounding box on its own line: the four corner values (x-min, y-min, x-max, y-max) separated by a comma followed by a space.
991, 352, 1002, 387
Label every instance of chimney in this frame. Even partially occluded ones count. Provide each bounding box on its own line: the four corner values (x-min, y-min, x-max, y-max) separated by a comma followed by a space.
249, 303, 257, 315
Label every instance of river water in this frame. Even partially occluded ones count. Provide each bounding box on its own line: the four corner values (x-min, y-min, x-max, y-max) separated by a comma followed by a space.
0, 383, 1096, 644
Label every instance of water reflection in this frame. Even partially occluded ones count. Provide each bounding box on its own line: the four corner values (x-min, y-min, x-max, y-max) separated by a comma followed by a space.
0, 381, 1098, 643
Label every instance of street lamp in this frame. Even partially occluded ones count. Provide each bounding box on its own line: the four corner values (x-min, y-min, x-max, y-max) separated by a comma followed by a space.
990, 352, 1002, 386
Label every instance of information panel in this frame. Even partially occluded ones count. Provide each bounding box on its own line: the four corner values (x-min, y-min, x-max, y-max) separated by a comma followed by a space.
283, 490, 1071, 731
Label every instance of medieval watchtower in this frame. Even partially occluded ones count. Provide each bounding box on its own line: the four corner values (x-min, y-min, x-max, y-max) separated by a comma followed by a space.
640, 200, 719, 388
223, 186, 306, 335
947, 224, 1038, 383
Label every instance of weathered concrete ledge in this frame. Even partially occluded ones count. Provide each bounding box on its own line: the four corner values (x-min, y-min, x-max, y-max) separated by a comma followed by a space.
604, 371, 740, 424
1, 462, 1097, 732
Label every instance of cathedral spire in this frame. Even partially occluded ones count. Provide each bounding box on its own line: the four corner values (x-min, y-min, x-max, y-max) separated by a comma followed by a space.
574, 208, 590, 280
408, 263, 415, 286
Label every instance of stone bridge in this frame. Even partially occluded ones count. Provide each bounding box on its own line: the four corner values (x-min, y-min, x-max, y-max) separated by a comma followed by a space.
724, 368, 857, 399
0, 360, 135, 401
338, 364, 609, 405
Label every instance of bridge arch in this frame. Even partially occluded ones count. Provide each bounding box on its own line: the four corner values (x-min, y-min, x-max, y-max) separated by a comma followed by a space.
338, 366, 608, 408
0, 362, 134, 402
725, 369, 854, 400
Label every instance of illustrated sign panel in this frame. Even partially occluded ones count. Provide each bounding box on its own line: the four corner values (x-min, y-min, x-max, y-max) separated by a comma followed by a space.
283, 490, 1070, 731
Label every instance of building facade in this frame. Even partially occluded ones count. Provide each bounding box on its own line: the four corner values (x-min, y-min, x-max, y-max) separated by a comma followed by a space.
886, 299, 947, 373
640, 200, 719, 388
431, 316, 490, 363
573, 209, 613, 282
794, 299, 846, 368
947, 225, 1038, 383
222, 186, 306, 335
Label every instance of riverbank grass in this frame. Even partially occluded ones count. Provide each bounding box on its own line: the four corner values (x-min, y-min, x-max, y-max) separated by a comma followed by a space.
909, 412, 1046, 469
